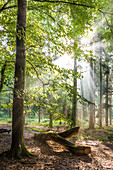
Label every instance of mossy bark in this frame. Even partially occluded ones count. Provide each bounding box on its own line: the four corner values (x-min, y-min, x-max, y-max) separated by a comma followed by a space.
8, 143, 33, 159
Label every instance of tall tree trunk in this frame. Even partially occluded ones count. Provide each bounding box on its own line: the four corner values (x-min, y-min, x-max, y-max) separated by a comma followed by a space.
81, 79, 86, 125
42, 84, 46, 120
49, 111, 53, 128
38, 106, 41, 123
89, 58, 95, 129
109, 96, 112, 125
70, 6, 78, 127
71, 57, 77, 127
38, 98, 41, 123
27, 103, 31, 118
109, 76, 112, 125
9, 0, 31, 158
99, 48, 102, 128
105, 73, 109, 126
0, 61, 6, 92
8, 93, 11, 118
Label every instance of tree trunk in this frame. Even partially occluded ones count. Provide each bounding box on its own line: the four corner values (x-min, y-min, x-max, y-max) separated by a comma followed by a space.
109, 78, 112, 125
38, 105, 41, 123
27, 106, 31, 118
8, 93, 11, 118
71, 57, 77, 127
9, 0, 31, 158
109, 98, 112, 125
105, 73, 109, 126
34, 127, 91, 155
0, 61, 6, 92
99, 48, 102, 128
89, 58, 95, 129
49, 111, 53, 128
38, 97, 41, 123
81, 79, 86, 125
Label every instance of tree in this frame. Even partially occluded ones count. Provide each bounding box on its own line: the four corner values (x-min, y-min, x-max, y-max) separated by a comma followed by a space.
109, 77, 112, 125
1, 0, 113, 158
0, 61, 7, 93
89, 58, 95, 129
71, 57, 77, 127
9, 0, 31, 158
105, 69, 109, 126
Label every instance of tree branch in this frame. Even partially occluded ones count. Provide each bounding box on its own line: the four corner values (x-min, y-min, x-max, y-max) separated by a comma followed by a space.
0, 5, 17, 12
32, 0, 113, 34
28, 6, 65, 32
26, 59, 49, 85
33, 0, 113, 16
0, 0, 10, 13
98, 9, 113, 34
1, 89, 13, 92
0, 0, 17, 13
33, 0, 96, 9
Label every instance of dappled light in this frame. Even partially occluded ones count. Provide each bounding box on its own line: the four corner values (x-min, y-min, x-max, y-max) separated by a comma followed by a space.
0, 0, 113, 168
0, 125, 113, 169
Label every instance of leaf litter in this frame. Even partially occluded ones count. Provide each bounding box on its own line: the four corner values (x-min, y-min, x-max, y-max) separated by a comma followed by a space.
0, 124, 113, 169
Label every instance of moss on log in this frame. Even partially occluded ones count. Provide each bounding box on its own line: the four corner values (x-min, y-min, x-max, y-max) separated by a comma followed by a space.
34, 127, 91, 155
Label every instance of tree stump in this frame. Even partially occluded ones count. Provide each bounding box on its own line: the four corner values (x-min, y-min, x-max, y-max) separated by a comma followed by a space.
34, 127, 91, 155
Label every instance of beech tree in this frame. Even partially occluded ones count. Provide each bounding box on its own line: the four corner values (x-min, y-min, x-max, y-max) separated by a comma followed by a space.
89, 58, 95, 129
8, 0, 32, 158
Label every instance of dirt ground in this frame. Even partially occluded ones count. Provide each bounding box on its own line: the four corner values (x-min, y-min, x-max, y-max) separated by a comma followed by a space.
0, 124, 113, 170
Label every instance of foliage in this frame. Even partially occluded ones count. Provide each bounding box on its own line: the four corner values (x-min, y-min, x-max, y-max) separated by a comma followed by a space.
29, 127, 47, 132
77, 127, 113, 143
0, 0, 113, 128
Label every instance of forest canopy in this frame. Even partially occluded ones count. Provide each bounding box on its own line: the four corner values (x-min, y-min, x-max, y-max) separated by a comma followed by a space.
0, 0, 113, 159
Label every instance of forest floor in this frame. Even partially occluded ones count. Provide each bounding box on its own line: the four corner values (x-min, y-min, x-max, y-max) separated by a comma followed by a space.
0, 123, 113, 169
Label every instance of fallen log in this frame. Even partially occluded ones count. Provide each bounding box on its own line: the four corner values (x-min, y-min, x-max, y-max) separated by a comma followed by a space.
34, 127, 91, 155
0, 128, 11, 134
58, 127, 80, 138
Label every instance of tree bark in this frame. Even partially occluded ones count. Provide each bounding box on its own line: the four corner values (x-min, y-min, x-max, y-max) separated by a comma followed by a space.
38, 106, 41, 123
0, 61, 6, 92
8, 93, 11, 118
89, 58, 95, 129
105, 73, 109, 126
99, 47, 102, 128
109, 79, 112, 125
38, 97, 41, 123
71, 57, 77, 127
49, 111, 53, 128
9, 0, 31, 158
